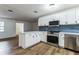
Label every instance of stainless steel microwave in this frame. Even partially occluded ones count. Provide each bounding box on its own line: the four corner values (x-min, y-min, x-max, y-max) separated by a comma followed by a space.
49, 21, 59, 26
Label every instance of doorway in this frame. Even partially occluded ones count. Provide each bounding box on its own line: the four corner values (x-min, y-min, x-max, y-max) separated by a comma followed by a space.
16, 23, 24, 35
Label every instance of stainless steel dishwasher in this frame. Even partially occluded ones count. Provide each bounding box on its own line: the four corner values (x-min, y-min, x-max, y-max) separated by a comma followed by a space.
64, 34, 79, 52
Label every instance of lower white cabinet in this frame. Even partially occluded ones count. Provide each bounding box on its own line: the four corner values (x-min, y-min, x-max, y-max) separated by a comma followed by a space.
59, 32, 64, 48
19, 31, 47, 49
19, 33, 25, 48
40, 32, 47, 42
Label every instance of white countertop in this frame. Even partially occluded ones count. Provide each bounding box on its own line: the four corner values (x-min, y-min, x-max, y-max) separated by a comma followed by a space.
20, 31, 79, 35
20, 31, 47, 34
60, 32, 79, 35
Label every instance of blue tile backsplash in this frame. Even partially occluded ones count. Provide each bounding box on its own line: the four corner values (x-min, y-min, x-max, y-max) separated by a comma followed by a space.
39, 24, 79, 33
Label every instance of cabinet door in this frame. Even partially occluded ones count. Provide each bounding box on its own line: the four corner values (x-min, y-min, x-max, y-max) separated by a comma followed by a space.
25, 33, 33, 48
59, 33, 64, 48
38, 17, 46, 26
64, 34, 76, 50
75, 7, 79, 24
76, 36, 79, 51
76, 7, 79, 20
59, 12, 68, 25
33, 33, 40, 43
60, 8, 76, 25
52, 14, 59, 20
60, 20, 68, 25
41, 32, 47, 42
66, 8, 76, 24
19, 34, 25, 47
38, 16, 49, 26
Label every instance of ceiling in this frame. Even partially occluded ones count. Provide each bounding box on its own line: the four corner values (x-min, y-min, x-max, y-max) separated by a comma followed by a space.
0, 4, 79, 22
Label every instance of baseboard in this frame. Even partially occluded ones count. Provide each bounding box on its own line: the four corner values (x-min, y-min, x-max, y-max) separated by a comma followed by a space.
64, 48, 79, 53
24, 41, 42, 49
41, 41, 59, 47
26, 41, 59, 49
0, 36, 17, 41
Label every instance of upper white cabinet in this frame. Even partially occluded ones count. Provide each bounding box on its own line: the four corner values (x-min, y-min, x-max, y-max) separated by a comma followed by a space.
38, 16, 49, 26
38, 7, 79, 26
60, 8, 76, 25
38, 14, 60, 26
38, 15, 55, 26
76, 7, 79, 20
66, 8, 76, 24
75, 7, 79, 24
59, 12, 67, 25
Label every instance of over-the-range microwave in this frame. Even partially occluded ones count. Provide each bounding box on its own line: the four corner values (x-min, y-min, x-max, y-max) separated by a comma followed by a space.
49, 21, 59, 26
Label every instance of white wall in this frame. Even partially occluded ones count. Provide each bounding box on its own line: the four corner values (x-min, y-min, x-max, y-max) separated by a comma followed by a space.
0, 18, 33, 39
16, 20, 33, 31
0, 18, 16, 39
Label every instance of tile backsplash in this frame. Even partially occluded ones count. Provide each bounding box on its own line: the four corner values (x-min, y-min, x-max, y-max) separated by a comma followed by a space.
39, 24, 79, 33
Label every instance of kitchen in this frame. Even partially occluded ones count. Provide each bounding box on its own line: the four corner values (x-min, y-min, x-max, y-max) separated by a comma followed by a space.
0, 4, 79, 55
0, 0, 79, 59
19, 5, 79, 53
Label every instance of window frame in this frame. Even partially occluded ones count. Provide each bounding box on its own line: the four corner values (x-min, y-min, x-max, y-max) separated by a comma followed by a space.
0, 21, 4, 32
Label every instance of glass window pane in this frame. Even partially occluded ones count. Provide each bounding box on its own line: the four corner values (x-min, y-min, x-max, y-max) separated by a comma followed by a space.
0, 27, 4, 30
0, 29, 4, 32
0, 27, 4, 32
0, 22, 4, 26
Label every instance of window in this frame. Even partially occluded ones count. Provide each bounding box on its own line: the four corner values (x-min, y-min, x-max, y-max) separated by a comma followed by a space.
0, 21, 4, 32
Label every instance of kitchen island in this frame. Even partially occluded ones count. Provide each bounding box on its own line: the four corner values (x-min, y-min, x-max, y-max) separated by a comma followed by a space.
19, 31, 47, 49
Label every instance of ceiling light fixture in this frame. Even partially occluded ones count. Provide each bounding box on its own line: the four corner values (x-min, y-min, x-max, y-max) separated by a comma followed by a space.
8, 10, 13, 12
44, 4, 60, 10
47, 4, 57, 8
49, 4, 55, 6
34, 11, 38, 13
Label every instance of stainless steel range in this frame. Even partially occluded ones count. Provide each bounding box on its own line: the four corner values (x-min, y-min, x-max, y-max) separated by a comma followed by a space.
47, 31, 59, 44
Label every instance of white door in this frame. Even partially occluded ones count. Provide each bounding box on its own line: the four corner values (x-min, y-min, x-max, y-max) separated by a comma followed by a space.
16, 23, 24, 35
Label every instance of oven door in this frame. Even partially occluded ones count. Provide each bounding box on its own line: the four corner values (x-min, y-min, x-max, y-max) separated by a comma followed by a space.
47, 35, 58, 44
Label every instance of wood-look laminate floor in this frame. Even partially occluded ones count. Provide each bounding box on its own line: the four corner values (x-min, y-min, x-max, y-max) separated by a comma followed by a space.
0, 37, 79, 55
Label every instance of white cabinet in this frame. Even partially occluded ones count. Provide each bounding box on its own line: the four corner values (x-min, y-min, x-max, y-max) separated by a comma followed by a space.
75, 7, 79, 24
60, 8, 76, 25
38, 16, 50, 26
38, 7, 79, 26
25, 33, 33, 48
53, 13, 61, 20
66, 8, 76, 24
19, 31, 47, 49
59, 12, 67, 25
38, 15, 60, 26
19, 33, 25, 48
40, 32, 47, 42
76, 7, 79, 20
59, 32, 64, 48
